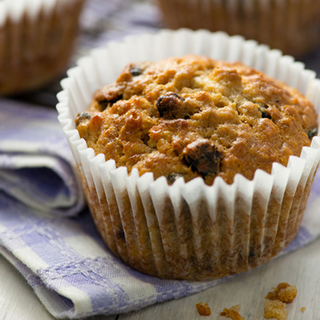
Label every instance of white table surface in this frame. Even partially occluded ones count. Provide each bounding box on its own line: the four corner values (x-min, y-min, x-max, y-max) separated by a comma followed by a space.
1, 235, 320, 320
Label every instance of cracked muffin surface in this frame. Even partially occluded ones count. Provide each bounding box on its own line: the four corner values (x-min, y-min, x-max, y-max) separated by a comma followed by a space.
76, 55, 318, 185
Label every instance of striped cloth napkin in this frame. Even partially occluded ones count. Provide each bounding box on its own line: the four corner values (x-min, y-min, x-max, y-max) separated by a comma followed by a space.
1, 98, 320, 319
0, 99, 85, 217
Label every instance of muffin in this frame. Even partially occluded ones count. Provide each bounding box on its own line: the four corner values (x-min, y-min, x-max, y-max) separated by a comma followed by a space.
57, 29, 320, 281
0, 0, 85, 96
154, 0, 320, 57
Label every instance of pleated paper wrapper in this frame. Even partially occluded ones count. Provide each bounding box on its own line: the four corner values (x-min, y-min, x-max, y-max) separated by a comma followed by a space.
56, 29, 320, 281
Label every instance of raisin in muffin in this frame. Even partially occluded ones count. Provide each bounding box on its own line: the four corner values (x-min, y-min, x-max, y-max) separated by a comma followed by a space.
57, 30, 320, 281
76, 55, 318, 186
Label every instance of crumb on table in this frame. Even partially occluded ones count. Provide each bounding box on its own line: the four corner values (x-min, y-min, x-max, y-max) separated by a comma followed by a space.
264, 299, 287, 320
220, 304, 245, 320
301, 307, 306, 312
196, 302, 211, 316
265, 282, 297, 303
264, 282, 298, 320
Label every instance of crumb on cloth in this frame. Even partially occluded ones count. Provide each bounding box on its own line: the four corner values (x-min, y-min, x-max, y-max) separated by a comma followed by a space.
196, 302, 211, 316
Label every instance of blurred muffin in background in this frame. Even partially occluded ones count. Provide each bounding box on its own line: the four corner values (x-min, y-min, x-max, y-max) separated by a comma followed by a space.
155, 0, 320, 57
0, 0, 85, 96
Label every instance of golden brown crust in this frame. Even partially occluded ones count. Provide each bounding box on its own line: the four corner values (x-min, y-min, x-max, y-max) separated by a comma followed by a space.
76, 55, 318, 185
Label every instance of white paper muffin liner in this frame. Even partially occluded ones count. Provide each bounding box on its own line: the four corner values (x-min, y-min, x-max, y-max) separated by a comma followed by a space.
0, 0, 85, 95
155, 0, 320, 57
56, 29, 320, 280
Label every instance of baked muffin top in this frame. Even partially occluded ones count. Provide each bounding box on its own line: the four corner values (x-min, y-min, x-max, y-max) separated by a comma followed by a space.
75, 55, 318, 185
